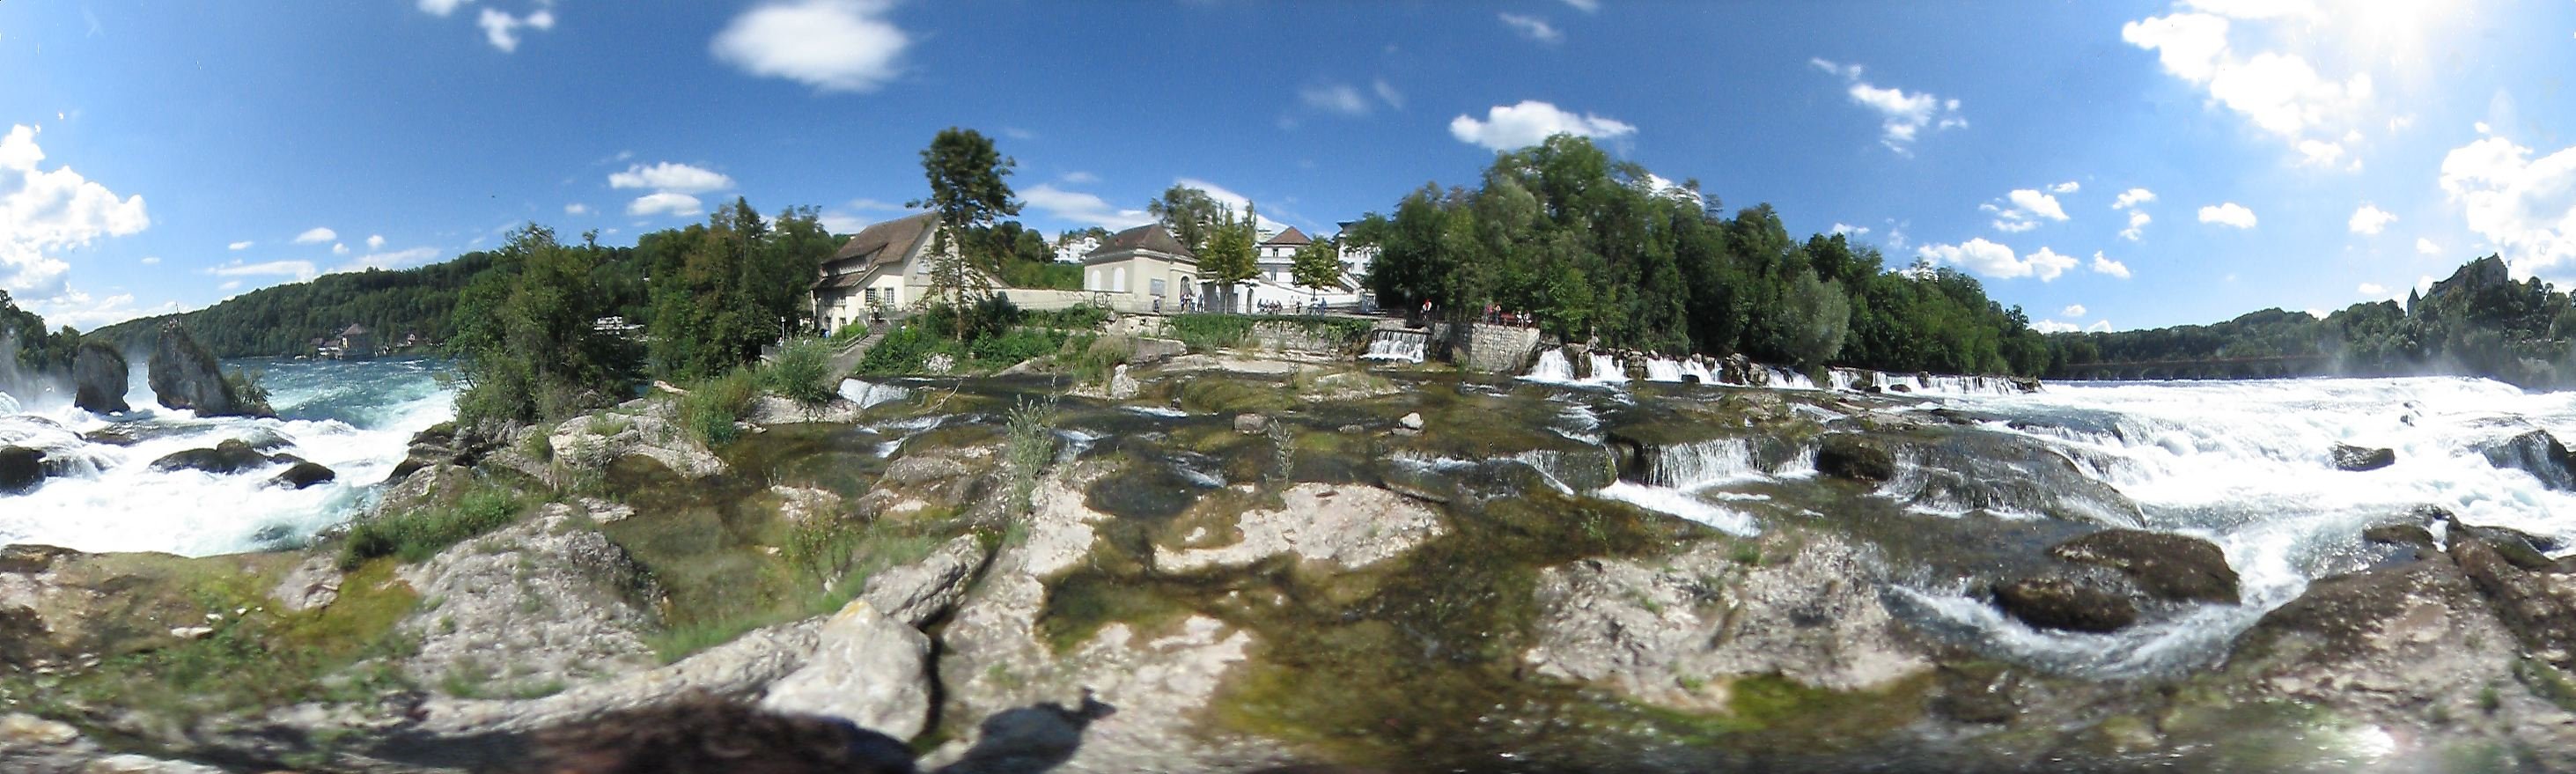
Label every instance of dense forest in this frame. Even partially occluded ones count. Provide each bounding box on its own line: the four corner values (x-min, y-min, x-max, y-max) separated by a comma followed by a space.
2046, 255, 2576, 388
1, 290, 82, 374
1353, 135, 2050, 375
88, 252, 518, 358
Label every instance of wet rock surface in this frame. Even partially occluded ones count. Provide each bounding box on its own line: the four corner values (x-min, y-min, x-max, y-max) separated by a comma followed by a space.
2050, 528, 2240, 604
2329, 443, 2396, 471
70, 343, 129, 415
1993, 574, 2139, 632
0, 446, 43, 494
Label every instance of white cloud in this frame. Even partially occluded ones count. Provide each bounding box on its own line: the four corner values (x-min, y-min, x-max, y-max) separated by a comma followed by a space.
2050, 181, 2081, 194
1829, 223, 1871, 237
2122, 9, 2378, 167
2091, 251, 2133, 279
1559, 0, 1601, 11
818, 198, 918, 232
2061, 304, 2088, 317
2358, 282, 2388, 296
293, 226, 336, 244
227, 240, 254, 251
2109, 188, 2157, 240
2119, 210, 2153, 241
1022, 184, 1156, 231
1986, 188, 2070, 233
2033, 320, 2082, 334
565, 203, 590, 215
1299, 84, 1372, 116
1373, 78, 1404, 110
2113, 188, 2157, 210
332, 247, 443, 275
2198, 202, 2258, 228
476, 7, 556, 53
1060, 172, 1099, 185
1448, 100, 1637, 151
1915, 238, 2075, 281
2416, 237, 2442, 256
2438, 132, 2576, 274
1498, 13, 1562, 44
23, 289, 175, 331
1811, 58, 1967, 153
2088, 320, 2115, 333
0, 125, 148, 301
418, 0, 472, 17
628, 192, 704, 217
209, 260, 317, 280
2347, 203, 2396, 235
365, 234, 386, 249
1174, 178, 1292, 232
218, 281, 241, 291
608, 162, 734, 194
139, 256, 159, 265
332, 242, 350, 255
712, 0, 909, 92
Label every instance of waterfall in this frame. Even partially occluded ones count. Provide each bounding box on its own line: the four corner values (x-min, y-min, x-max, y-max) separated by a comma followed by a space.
838, 378, 911, 409
1586, 354, 1628, 384
1682, 359, 1715, 385
1361, 330, 1428, 364
1766, 366, 1819, 390
1647, 438, 1763, 490
1526, 350, 1576, 383
1644, 358, 1683, 383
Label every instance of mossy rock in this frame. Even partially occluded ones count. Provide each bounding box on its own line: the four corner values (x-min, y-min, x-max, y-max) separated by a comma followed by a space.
1177, 378, 1295, 415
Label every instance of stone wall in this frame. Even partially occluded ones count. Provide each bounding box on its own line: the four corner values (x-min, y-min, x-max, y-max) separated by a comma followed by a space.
1448, 323, 1542, 373
1248, 321, 1352, 356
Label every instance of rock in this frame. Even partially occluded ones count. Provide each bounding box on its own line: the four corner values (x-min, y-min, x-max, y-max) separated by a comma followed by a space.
2361, 523, 2436, 549
1398, 411, 1425, 431
2050, 529, 2240, 604
2483, 430, 2576, 490
1108, 364, 1140, 400
1993, 576, 2138, 632
169, 625, 214, 639
145, 322, 269, 418
0, 712, 230, 774
1233, 413, 1270, 434
0, 446, 44, 495
924, 352, 956, 374
267, 461, 336, 490
70, 342, 129, 414
269, 555, 342, 612
1128, 337, 1188, 364
2329, 443, 2396, 471
1524, 533, 1932, 704
1814, 434, 1896, 483
758, 600, 933, 741
2449, 526, 2576, 667
150, 439, 289, 475
863, 534, 994, 628
1155, 484, 1446, 573
743, 394, 867, 424
397, 508, 661, 697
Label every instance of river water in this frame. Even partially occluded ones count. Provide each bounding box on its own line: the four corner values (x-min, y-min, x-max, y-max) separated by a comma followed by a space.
0, 357, 454, 556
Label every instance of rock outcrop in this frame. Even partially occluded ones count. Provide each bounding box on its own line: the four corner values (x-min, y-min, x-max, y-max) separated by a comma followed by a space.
150, 439, 296, 475
1993, 575, 2138, 632
1814, 433, 1895, 483
70, 342, 129, 414
269, 461, 338, 490
2050, 528, 2240, 604
145, 322, 269, 418
396, 506, 661, 697
758, 600, 934, 740
2329, 443, 2396, 472
2483, 430, 2576, 490
0, 446, 43, 495
2447, 525, 2576, 667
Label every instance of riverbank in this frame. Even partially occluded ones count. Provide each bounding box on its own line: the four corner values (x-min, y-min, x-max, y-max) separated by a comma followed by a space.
9, 348, 2576, 772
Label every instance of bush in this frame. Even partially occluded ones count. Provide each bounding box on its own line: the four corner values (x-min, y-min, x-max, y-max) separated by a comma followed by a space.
224, 367, 275, 416
1004, 396, 1057, 517
967, 328, 1067, 369
762, 337, 837, 408
857, 325, 947, 374
339, 483, 528, 570
1027, 303, 1111, 331
1069, 335, 1133, 387
1167, 313, 1256, 352
680, 368, 760, 446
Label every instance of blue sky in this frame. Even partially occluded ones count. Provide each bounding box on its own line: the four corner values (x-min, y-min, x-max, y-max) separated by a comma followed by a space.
3, 1, 2572, 334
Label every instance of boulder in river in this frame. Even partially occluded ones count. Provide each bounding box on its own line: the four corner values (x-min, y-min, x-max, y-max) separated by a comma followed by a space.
2050, 528, 2241, 604
2329, 443, 2396, 472
2482, 430, 2576, 490
1993, 576, 2138, 632
0, 446, 44, 495
1814, 434, 1896, 483
150, 439, 291, 475
70, 342, 129, 414
2447, 524, 2576, 666
145, 322, 270, 418
268, 461, 336, 490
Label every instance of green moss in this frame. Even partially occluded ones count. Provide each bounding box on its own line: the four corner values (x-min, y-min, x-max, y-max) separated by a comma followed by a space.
338, 476, 530, 570
1177, 377, 1294, 415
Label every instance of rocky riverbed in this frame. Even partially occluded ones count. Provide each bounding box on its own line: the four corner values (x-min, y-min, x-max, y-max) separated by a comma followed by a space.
9, 354, 2576, 773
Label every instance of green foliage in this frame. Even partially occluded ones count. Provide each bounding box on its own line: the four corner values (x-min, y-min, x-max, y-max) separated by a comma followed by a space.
782, 515, 865, 593
1167, 313, 1256, 351
643, 520, 945, 663
0, 290, 80, 372
762, 337, 838, 409
223, 366, 275, 416
87, 253, 515, 358
679, 368, 761, 446
1068, 335, 1134, 386
1200, 204, 1262, 310
858, 300, 1071, 374
858, 324, 948, 374
911, 128, 1022, 338
1004, 396, 1058, 517
1784, 270, 1851, 368
1146, 185, 1223, 255
1025, 302, 1111, 331
450, 225, 644, 427
339, 481, 529, 569
1291, 238, 1346, 298
643, 201, 839, 381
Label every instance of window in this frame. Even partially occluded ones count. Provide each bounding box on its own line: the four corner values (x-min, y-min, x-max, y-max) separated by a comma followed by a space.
1150, 278, 1167, 297
1113, 267, 1127, 292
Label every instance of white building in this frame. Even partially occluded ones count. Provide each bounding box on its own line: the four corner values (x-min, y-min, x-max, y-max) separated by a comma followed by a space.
809, 212, 999, 333
1082, 224, 1201, 313
1051, 234, 1100, 263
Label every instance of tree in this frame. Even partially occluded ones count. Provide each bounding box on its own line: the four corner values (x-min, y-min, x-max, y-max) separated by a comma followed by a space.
1784, 269, 1850, 368
908, 128, 1020, 338
1199, 204, 1260, 313
451, 225, 639, 429
1290, 237, 1344, 309
1145, 185, 1222, 254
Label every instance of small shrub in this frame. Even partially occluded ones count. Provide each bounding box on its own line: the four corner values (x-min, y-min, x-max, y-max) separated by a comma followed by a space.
1004, 396, 1058, 516
339, 483, 529, 569
680, 368, 760, 446
1027, 303, 1111, 331
858, 325, 946, 374
224, 367, 275, 416
1167, 313, 1256, 352
762, 337, 838, 409
782, 516, 865, 593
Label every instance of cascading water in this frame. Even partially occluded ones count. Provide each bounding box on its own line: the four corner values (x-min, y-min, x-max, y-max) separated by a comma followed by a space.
837, 378, 911, 409
1645, 437, 1762, 489
1525, 350, 1575, 383
1765, 366, 1819, 390
0, 358, 457, 557
1586, 354, 1627, 385
1681, 359, 1715, 385
1361, 330, 1429, 364
1643, 358, 1684, 383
